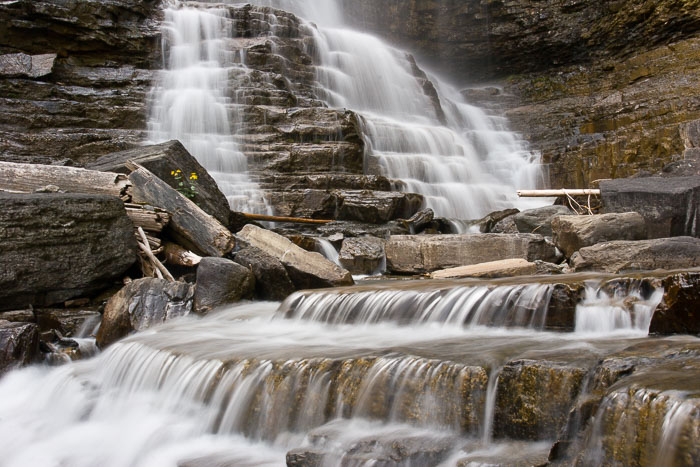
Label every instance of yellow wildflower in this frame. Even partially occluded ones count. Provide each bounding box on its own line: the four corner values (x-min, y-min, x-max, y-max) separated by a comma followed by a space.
190, 173, 198, 180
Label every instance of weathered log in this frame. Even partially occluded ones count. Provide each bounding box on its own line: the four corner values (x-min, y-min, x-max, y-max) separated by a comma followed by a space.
125, 205, 170, 233
127, 163, 235, 257
517, 189, 600, 197
241, 213, 333, 225
163, 242, 202, 267
0, 161, 131, 199
137, 227, 174, 281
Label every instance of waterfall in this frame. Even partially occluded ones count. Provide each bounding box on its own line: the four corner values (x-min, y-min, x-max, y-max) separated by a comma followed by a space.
146, 5, 270, 214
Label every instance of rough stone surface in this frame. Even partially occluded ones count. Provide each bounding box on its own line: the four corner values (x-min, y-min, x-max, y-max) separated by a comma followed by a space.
233, 246, 296, 301
338, 237, 385, 275
552, 212, 648, 258
194, 258, 255, 314
601, 177, 700, 238
494, 205, 573, 237
96, 278, 195, 348
571, 237, 700, 273
236, 224, 354, 289
650, 272, 700, 335
430, 258, 538, 280
88, 141, 231, 225
35, 308, 101, 337
0, 193, 138, 311
0, 52, 56, 78
0, 320, 39, 374
386, 234, 559, 274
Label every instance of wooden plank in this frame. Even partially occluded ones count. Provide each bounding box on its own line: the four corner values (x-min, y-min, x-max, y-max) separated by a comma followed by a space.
518, 189, 601, 198
241, 212, 333, 225
0, 161, 130, 198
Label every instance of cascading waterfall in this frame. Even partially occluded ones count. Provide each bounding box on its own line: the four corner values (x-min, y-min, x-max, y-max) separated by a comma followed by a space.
146, 5, 270, 214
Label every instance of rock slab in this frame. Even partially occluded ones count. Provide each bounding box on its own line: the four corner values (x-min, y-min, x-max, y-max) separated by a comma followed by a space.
0, 320, 39, 374
233, 247, 295, 301
96, 278, 195, 348
552, 212, 647, 258
194, 258, 254, 313
339, 237, 386, 275
0, 193, 137, 311
236, 225, 353, 289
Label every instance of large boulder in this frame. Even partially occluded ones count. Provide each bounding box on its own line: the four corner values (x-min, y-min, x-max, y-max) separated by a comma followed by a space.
493, 205, 572, 237
0, 193, 137, 311
334, 190, 423, 224
233, 247, 295, 301
552, 212, 647, 258
386, 234, 559, 274
571, 237, 700, 273
96, 278, 195, 348
601, 177, 700, 238
0, 320, 40, 374
650, 272, 700, 335
88, 141, 232, 226
339, 237, 386, 275
236, 225, 354, 289
194, 258, 254, 313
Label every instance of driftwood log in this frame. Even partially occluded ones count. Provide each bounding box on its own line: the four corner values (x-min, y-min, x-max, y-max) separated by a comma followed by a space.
127, 163, 235, 257
136, 227, 174, 281
164, 242, 202, 267
241, 213, 333, 225
0, 161, 131, 200
517, 189, 601, 197
124, 203, 170, 233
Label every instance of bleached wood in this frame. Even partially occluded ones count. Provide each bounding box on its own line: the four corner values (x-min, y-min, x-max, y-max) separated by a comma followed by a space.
517, 189, 601, 198
137, 227, 175, 281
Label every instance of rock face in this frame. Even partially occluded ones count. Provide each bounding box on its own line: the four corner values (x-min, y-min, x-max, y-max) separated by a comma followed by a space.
552, 212, 648, 258
494, 205, 572, 237
650, 272, 700, 335
0, 320, 39, 374
0, 193, 137, 311
194, 258, 255, 314
386, 234, 559, 274
601, 177, 700, 238
96, 278, 195, 348
236, 225, 354, 289
571, 237, 700, 273
233, 247, 296, 301
0, 52, 56, 78
338, 237, 385, 275
88, 141, 232, 226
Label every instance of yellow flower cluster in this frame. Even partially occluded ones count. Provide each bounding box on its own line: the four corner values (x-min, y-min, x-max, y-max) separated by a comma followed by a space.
189, 173, 198, 180
170, 169, 182, 176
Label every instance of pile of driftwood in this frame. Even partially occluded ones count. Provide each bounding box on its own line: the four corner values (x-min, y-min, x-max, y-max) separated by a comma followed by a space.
0, 161, 229, 282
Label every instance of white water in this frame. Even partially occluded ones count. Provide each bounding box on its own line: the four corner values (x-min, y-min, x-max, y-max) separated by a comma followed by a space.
315, 238, 340, 266
146, 5, 270, 214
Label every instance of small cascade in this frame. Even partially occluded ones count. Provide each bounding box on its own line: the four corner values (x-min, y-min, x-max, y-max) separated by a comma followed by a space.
146, 5, 270, 214
280, 283, 554, 330
574, 281, 664, 335
315, 238, 340, 266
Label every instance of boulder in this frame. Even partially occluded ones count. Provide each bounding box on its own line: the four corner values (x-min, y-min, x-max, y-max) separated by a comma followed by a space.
87, 141, 232, 226
0, 310, 35, 323
571, 237, 700, 273
233, 247, 296, 301
601, 177, 700, 238
0, 52, 56, 78
96, 278, 195, 348
493, 205, 572, 236
339, 237, 386, 275
430, 258, 538, 279
552, 212, 647, 258
0, 193, 137, 311
194, 258, 255, 313
236, 225, 354, 289
335, 190, 423, 223
0, 320, 40, 374
35, 308, 102, 337
386, 234, 559, 274
650, 272, 700, 335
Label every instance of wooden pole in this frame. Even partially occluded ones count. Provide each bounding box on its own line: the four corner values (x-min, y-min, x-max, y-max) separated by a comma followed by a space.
517, 189, 600, 198
241, 213, 333, 225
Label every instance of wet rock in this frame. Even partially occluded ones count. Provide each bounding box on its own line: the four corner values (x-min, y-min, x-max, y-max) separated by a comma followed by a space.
194, 258, 254, 314
338, 237, 385, 275
494, 205, 573, 237
233, 246, 295, 301
430, 258, 538, 279
552, 212, 648, 258
0, 52, 56, 78
0, 193, 138, 311
543, 283, 584, 332
386, 234, 559, 274
88, 141, 231, 225
650, 271, 700, 335
494, 360, 586, 441
0, 320, 40, 374
0, 309, 35, 323
335, 190, 423, 224
601, 176, 700, 238
570, 237, 700, 273
236, 225, 353, 289
96, 278, 195, 348
35, 308, 101, 337
317, 220, 409, 238
456, 440, 552, 467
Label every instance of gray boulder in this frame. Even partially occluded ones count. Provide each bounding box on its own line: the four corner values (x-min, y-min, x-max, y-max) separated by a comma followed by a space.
0, 321, 40, 374
88, 141, 232, 226
493, 205, 572, 236
601, 176, 700, 238
386, 234, 559, 274
194, 258, 254, 313
0, 193, 137, 311
552, 212, 647, 258
233, 247, 295, 301
96, 278, 195, 348
236, 225, 354, 289
571, 237, 700, 273
339, 237, 386, 275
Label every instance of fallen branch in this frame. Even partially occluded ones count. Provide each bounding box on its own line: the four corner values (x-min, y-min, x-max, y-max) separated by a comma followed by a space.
164, 242, 202, 267
241, 213, 333, 225
137, 227, 175, 281
517, 189, 601, 197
